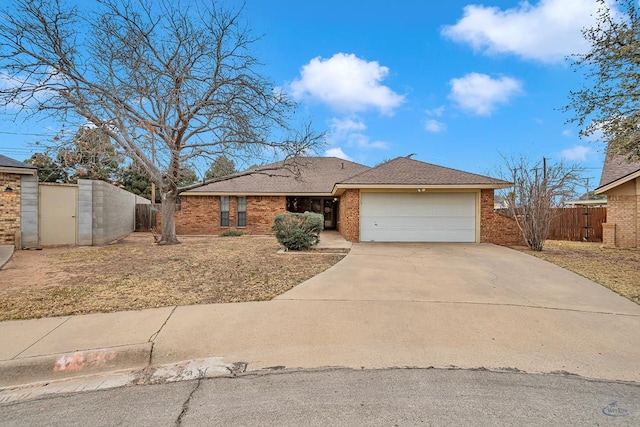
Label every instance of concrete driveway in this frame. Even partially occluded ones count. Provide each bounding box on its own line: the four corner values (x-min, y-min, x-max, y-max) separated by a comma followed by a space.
277, 243, 639, 315
8, 242, 638, 388
148, 243, 640, 383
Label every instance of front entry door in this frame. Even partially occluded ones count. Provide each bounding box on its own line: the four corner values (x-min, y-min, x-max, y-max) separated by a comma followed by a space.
323, 199, 335, 229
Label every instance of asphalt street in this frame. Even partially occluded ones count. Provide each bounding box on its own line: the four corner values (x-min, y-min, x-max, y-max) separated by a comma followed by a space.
1, 368, 638, 426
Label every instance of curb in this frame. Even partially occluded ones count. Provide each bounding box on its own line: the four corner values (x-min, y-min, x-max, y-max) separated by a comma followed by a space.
0, 343, 152, 387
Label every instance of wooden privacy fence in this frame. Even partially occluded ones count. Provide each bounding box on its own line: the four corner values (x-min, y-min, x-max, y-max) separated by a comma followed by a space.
547, 207, 607, 242
135, 204, 158, 232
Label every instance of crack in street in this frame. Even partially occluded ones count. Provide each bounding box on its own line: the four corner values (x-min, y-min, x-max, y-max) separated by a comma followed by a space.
175, 377, 202, 426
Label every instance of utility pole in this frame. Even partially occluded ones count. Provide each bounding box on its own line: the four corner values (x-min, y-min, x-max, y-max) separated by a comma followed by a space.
585, 177, 590, 199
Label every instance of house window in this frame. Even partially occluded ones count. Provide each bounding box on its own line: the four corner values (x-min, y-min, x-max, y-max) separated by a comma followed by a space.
237, 196, 246, 227
220, 196, 229, 227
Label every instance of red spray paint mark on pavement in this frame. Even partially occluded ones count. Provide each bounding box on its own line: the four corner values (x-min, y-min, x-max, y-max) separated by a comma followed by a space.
54, 351, 117, 372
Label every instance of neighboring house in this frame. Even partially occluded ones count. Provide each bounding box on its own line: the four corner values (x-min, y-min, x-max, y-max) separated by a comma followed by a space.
177, 156, 520, 245
0, 154, 38, 247
595, 151, 640, 248
493, 195, 509, 209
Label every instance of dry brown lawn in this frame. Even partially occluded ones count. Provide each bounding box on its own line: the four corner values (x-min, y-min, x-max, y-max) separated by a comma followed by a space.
3, 236, 637, 322
0, 234, 346, 321
518, 240, 640, 304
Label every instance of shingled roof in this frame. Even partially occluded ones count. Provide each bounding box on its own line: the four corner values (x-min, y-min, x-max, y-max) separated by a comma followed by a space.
186, 157, 370, 195
337, 157, 510, 187
0, 154, 37, 173
596, 150, 640, 191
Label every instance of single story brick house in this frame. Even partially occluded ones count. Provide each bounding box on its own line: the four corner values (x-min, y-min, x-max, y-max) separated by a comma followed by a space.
595, 151, 640, 248
0, 154, 38, 246
176, 156, 520, 245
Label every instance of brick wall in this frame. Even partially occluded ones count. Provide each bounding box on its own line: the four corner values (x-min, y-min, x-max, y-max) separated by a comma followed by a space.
602, 223, 616, 247
338, 189, 360, 242
0, 172, 21, 245
604, 194, 639, 248
171, 195, 286, 235
480, 189, 523, 246
247, 196, 287, 234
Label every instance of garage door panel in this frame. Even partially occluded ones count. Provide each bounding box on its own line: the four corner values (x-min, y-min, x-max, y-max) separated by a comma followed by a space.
360, 193, 476, 242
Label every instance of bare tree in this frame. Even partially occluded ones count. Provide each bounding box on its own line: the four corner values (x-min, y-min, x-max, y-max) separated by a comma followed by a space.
496, 156, 584, 251
0, 0, 323, 244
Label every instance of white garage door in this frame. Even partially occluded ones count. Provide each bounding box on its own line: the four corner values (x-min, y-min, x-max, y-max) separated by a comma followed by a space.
360, 192, 476, 242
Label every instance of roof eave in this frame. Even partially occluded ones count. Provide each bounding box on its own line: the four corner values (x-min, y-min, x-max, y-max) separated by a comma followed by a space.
0, 166, 38, 176
333, 183, 512, 192
595, 170, 640, 194
566, 199, 607, 206
181, 191, 334, 197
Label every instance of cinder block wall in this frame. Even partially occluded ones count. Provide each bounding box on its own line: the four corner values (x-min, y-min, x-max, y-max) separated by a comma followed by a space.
77, 180, 93, 245
338, 189, 360, 242
78, 179, 150, 245
0, 172, 21, 245
20, 175, 38, 247
172, 195, 285, 235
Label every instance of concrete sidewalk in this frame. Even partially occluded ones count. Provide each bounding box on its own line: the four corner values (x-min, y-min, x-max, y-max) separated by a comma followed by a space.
0, 245, 13, 269
1, 243, 640, 388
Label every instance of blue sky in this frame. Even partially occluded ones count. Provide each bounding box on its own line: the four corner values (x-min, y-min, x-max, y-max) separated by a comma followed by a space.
0, 0, 611, 189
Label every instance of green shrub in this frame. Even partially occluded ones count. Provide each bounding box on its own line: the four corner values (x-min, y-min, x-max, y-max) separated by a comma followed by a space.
220, 230, 243, 237
303, 212, 324, 237
273, 212, 324, 250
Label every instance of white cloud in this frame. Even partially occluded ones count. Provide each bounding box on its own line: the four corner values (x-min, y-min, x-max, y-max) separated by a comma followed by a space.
426, 106, 446, 117
561, 145, 592, 161
327, 117, 389, 150
425, 119, 446, 133
442, 0, 613, 63
289, 53, 405, 114
330, 117, 366, 134
325, 147, 352, 161
562, 129, 573, 137
449, 73, 523, 116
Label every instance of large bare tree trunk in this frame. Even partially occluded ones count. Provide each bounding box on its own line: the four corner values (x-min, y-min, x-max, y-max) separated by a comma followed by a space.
159, 190, 180, 245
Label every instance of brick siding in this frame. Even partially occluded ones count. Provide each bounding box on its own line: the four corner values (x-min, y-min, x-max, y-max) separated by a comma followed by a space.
604, 194, 639, 248
338, 188, 520, 245
480, 189, 523, 246
168, 195, 286, 235
0, 172, 21, 245
161, 189, 520, 245
338, 189, 360, 242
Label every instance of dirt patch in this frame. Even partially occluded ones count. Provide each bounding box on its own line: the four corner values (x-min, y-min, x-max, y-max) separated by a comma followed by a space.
0, 234, 346, 321
517, 240, 640, 304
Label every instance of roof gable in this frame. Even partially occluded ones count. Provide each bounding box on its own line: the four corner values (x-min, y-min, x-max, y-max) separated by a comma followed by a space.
186, 157, 370, 194
596, 150, 640, 191
338, 157, 510, 187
